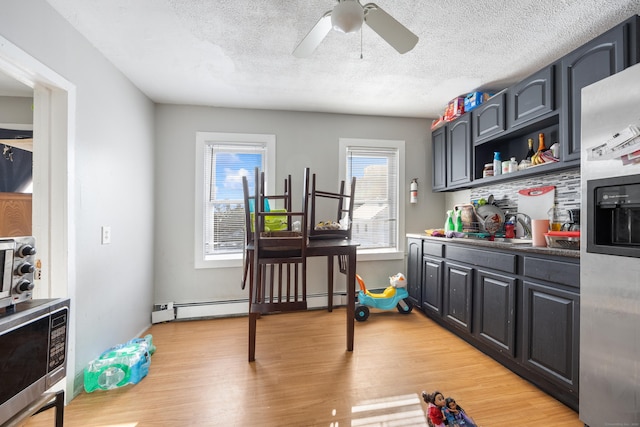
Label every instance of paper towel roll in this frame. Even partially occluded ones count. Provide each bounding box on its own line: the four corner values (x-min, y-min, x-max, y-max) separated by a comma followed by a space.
532, 219, 550, 247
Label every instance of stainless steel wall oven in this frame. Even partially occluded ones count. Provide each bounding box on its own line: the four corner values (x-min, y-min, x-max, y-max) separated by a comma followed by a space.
0, 236, 37, 310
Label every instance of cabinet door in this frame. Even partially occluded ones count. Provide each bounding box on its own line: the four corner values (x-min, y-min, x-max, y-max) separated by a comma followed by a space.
474, 270, 516, 357
522, 281, 579, 394
406, 238, 422, 307
472, 92, 505, 144
443, 262, 473, 333
561, 24, 627, 162
446, 114, 472, 187
508, 65, 554, 129
432, 126, 447, 191
422, 255, 443, 316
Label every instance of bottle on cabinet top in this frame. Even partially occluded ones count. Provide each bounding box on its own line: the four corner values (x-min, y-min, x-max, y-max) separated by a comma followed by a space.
493, 152, 502, 176
526, 138, 535, 160
538, 133, 546, 151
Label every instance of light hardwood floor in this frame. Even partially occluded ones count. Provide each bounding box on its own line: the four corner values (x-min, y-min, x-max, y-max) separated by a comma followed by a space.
25, 308, 583, 426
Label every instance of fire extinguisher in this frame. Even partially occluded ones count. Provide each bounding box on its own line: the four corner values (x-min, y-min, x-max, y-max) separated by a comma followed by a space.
410, 178, 418, 204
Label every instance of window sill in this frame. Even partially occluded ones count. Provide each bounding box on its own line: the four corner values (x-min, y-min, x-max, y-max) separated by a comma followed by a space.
357, 249, 404, 262
196, 248, 403, 268
195, 254, 243, 269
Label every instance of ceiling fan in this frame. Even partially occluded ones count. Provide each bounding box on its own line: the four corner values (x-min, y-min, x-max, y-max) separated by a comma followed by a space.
293, 0, 419, 58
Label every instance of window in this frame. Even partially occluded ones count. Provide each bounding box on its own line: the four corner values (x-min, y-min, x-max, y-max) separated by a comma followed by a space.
339, 138, 405, 256
195, 132, 275, 268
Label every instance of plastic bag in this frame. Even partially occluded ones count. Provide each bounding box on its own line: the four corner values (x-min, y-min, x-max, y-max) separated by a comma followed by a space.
84, 334, 155, 392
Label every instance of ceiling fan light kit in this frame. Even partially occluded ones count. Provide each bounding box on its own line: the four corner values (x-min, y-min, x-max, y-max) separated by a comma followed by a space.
331, 0, 365, 33
293, 0, 419, 58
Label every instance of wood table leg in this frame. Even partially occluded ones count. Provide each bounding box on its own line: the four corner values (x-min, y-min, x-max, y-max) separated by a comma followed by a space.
327, 255, 334, 312
346, 248, 356, 351
248, 312, 258, 362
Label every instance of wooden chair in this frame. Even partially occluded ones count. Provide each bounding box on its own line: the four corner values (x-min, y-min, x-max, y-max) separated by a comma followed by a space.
241, 171, 292, 291
307, 173, 356, 310
308, 173, 356, 240
246, 167, 310, 362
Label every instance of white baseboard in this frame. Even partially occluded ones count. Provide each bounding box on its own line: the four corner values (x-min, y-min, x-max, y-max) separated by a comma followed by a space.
173, 294, 346, 321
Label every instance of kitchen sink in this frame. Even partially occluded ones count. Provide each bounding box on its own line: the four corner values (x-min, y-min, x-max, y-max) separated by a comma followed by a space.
492, 238, 533, 245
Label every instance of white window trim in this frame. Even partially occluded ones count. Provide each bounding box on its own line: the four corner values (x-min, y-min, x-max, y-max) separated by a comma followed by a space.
194, 132, 276, 269
338, 138, 405, 261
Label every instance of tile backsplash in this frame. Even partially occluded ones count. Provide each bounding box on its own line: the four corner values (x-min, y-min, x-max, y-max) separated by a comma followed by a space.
469, 167, 581, 224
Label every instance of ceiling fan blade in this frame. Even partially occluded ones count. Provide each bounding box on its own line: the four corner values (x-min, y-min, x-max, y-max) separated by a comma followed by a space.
293, 12, 333, 58
363, 4, 418, 54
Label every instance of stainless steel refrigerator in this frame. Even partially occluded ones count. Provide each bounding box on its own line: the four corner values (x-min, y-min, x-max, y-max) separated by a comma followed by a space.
580, 63, 640, 426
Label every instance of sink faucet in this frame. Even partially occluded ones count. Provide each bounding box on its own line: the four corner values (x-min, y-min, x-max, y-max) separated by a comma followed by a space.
506, 212, 532, 238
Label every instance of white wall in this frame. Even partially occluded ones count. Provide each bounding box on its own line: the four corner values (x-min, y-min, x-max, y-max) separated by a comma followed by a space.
0, 96, 33, 127
154, 105, 444, 302
1, 0, 155, 396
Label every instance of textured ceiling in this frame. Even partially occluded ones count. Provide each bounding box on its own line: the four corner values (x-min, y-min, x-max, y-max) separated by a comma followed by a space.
30, 0, 640, 118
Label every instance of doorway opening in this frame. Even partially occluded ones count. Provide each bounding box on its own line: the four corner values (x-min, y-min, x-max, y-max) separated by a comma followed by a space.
0, 33, 76, 401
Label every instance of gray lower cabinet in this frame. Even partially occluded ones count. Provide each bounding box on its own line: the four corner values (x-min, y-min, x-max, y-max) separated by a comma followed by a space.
522, 280, 579, 398
443, 262, 473, 333
422, 255, 443, 316
521, 255, 580, 402
406, 237, 422, 307
406, 237, 580, 410
474, 269, 517, 357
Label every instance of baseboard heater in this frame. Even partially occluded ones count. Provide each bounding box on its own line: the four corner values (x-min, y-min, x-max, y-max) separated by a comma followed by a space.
153, 293, 348, 323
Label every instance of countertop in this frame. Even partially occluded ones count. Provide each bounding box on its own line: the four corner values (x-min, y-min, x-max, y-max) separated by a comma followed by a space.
406, 233, 580, 259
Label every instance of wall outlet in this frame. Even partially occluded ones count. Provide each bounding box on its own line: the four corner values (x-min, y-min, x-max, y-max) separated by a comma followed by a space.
101, 226, 111, 245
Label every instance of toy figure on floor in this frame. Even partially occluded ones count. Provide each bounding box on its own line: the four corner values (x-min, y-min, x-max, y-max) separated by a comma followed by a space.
443, 397, 477, 427
422, 390, 447, 427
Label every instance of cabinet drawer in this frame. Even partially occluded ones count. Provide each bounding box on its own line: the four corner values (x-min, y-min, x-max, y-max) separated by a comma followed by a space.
423, 241, 444, 257
446, 245, 517, 274
523, 257, 580, 288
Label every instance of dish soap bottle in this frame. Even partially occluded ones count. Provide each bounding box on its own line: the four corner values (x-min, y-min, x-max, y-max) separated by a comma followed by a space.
445, 210, 455, 233
455, 209, 464, 232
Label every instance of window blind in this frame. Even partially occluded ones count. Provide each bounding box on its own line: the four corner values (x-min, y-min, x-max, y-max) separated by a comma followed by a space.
347, 146, 398, 250
204, 143, 266, 255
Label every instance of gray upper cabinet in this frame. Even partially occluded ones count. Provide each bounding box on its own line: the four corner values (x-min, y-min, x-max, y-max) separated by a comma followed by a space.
507, 65, 554, 129
472, 91, 506, 144
431, 15, 639, 191
446, 113, 473, 188
561, 18, 634, 162
432, 126, 447, 191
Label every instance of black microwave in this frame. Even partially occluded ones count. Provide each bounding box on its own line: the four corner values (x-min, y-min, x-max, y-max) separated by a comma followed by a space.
0, 298, 70, 425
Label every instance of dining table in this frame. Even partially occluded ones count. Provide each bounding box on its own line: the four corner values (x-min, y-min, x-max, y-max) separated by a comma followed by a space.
245, 237, 359, 352
306, 237, 360, 351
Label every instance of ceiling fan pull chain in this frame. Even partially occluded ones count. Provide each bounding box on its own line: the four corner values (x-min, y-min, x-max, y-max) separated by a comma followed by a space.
360, 28, 363, 59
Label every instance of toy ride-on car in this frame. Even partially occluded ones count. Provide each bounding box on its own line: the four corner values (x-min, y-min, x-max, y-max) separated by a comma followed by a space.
355, 273, 413, 321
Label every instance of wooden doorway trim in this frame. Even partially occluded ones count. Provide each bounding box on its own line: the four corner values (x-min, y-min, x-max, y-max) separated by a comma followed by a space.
0, 34, 76, 403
